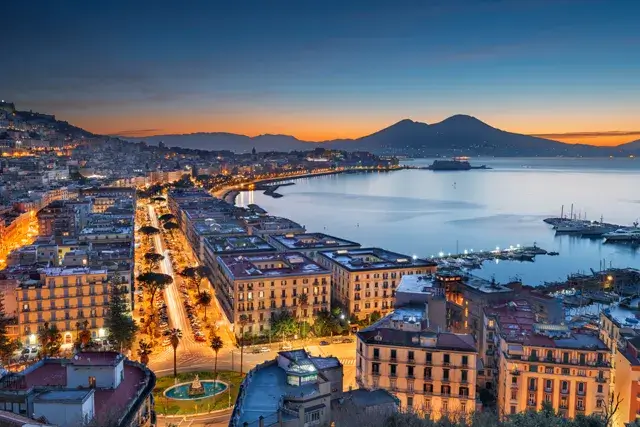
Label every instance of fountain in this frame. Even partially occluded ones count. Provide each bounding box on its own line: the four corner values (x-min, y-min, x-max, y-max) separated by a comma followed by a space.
164, 376, 228, 400
188, 374, 205, 397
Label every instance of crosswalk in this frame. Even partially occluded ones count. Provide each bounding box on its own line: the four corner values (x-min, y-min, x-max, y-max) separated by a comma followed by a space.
340, 358, 355, 366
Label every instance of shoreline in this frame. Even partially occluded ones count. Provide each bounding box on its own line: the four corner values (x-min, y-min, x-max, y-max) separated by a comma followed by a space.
217, 166, 402, 206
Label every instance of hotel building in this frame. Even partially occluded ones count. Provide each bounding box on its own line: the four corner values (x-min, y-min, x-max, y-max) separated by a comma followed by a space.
316, 248, 437, 320
216, 252, 331, 336
490, 304, 611, 419
356, 306, 479, 417
16, 267, 127, 345
267, 232, 361, 260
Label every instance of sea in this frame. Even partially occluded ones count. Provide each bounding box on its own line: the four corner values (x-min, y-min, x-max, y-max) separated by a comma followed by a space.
236, 158, 640, 286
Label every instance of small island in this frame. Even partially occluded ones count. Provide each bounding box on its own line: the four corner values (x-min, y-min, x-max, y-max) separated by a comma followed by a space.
426, 157, 491, 171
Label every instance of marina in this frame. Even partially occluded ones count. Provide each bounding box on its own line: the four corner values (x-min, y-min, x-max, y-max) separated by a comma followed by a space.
543, 204, 640, 242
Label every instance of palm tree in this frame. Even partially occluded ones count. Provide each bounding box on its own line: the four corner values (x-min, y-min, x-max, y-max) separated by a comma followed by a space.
168, 328, 182, 377
137, 339, 153, 365
238, 314, 248, 376
210, 335, 224, 377
197, 291, 213, 321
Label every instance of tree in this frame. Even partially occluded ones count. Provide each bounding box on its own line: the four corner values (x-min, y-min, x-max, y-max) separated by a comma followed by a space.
197, 291, 213, 321
180, 266, 211, 294
137, 272, 173, 307
238, 314, 248, 376
143, 252, 165, 271
0, 292, 18, 363
105, 275, 138, 352
137, 339, 153, 365
138, 225, 160, 237
270, 311, 297, 340
168, 328, 183, 377
158, 213, 175, 223
38, 322, 62, 357
210, 335, 224, 376
163, 221, 179, 236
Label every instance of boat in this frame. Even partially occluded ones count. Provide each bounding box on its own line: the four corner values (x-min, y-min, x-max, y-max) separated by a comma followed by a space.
548, 251, 559, 256
426, 158, 491, 171
603, 228, 640, 242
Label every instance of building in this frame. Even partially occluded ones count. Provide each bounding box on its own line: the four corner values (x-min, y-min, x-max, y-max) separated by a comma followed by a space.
216, 252, 330, 336
493, 318, 611, 419
356, 305, 479, 417
267, 233, 361, 260
37, 201, 80, 238
0, 352, 155, 427
243, 216, 306, 237
204, 235, 277, 286
16, 267, 125, 345
316, 248, 437, 320
229, 349, 397, 427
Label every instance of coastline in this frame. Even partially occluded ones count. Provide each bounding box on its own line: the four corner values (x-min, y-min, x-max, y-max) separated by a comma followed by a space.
215, 166, 402, 206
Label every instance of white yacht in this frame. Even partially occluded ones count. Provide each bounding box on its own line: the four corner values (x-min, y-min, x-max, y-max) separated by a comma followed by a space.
603, 228, 640, 242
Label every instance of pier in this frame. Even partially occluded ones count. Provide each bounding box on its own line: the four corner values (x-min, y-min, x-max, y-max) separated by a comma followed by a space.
429, 244, 553, 270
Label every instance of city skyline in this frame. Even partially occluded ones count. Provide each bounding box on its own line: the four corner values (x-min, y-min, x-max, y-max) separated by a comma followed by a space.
3, 0, 640, 146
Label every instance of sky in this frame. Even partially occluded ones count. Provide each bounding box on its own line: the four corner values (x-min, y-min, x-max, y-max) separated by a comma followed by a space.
2, 0, 639, 146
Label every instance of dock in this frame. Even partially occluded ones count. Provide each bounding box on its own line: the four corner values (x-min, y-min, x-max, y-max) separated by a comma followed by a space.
430, 244, 553, 270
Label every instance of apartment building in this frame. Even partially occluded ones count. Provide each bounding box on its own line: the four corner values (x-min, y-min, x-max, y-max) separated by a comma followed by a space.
16, 267, 127, 345
216, 252, 330, 336
267, 232, 361, 260
36, 200, 80, 238
494, 321, 611, 419
316, 248, 437, 320
356, 306, 479, 417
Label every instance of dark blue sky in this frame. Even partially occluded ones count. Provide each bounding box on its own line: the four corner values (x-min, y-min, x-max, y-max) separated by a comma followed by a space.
2, 0, 639, 144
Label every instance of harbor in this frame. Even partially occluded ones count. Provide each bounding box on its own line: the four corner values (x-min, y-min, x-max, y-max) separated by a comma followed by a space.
543, 204, 640, 243
427, 244, 554, 270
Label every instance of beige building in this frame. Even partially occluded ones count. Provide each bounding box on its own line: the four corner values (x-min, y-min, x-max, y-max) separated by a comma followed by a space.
16, 267, 128, 345
356, 306, 479, 418
216, 252, 331, 336
316, 248, 437, 320
494, 320, 611, 419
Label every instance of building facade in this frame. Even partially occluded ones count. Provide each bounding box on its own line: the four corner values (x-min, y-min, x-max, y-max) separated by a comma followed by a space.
16, 267, 127, 345
216, 252, 330, 336
356, 307, 479, 418
316, 248, 437, 320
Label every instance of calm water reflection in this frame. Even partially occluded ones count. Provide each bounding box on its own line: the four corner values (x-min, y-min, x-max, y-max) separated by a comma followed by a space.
237, 158, 640, 285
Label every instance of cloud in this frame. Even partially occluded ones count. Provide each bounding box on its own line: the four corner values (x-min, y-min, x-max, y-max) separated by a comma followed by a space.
530, 131, 640, 139
111, 129, 163, 137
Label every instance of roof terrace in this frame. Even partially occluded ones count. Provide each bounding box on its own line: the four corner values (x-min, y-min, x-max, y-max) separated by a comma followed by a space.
318, 247, 437, 272
269, 232, 360, 251
205, 235, 277, 255
218, 252, 329, 280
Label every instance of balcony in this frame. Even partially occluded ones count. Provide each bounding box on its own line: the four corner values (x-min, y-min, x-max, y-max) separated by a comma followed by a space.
389, 372, 397, 378
406, 373, 416, 379
596, 377, 607, 383
512, 370, 521, 376
560, 389, 570, 395
441, 377, 450, 383
577, 390, 586, 396
372, 371, 381, 377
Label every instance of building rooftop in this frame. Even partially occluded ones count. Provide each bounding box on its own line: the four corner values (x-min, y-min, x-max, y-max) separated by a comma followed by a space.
205, 235, 277, 255
193, 219, 245, 236
246, 216, 305, 232
486, 300, 537, 342
397, 274, 441, 295
318, 247, 437, 272
218, 252, 329, 280
340, 388, 398, 408
235, 350, 341, 426
269, 233, 360, 251
358, 307, 477, 352
603, 298, 640, 330
436, 270, 512, 294
39, 267, 107, 277
34, 389, 93, 404
71, 351, 123, 366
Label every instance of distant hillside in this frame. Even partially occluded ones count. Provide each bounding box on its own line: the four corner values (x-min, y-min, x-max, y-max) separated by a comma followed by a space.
618, 139, 640, 151
126, 115, 639, 157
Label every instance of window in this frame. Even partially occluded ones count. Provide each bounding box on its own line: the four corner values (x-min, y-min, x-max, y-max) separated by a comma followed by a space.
462, 355, 468, 366
372, 363, 380, 374
461, 402, 467, 413
511, 376, 518, 384
390, 349, 397, 360
511, 390, 517, 400
406, 397, 413, 409
546, 350, 553, 361
373, 348, 380, 360
459, 387, 469, 396
390, 379, 397, 390
424, 367, 432, 379
408, 350, 415, 361
597, 399, 603, 408
424, 399, 431, 411
597, 385, 603, 393
390, 364, 397, 377
577, 398, 584, 410
529, 365, 538, 372
443, 369, 449, 380
443, 354, 450, 365
407, 366, 414, 378
528, 378, 536, 391
461, 370, 468, 382
510, 406, 516, 415
545, 379, 552, 391
442, 400, 448, 412
88, 376, 96, 388
563, 352, 569, 363
531, 349, 538, 359
441, 385, 451, 395
426, 352, 432, 364
423, 383, 433, 393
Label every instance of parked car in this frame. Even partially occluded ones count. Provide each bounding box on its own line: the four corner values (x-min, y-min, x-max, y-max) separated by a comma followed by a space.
280, 343, 293, 351
341, 337, 354, 343
259, 346, 270, 353
319, 340, 330, 346
194, 335, 206, 342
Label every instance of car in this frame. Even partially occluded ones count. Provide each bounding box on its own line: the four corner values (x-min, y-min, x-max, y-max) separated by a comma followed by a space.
280, 343, 293, 351
319, 340, 330, 346
259, 346, 270, 353
341, 337, 354, 343
194, 335, 206, 342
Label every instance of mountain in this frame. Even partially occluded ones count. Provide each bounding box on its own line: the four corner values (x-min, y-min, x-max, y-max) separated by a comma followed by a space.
617, 139, 640, 151
124, 115, 636, 157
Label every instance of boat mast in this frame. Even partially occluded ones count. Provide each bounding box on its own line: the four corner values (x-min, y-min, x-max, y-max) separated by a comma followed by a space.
570, 203, 574, 220
561, 205, 564, 219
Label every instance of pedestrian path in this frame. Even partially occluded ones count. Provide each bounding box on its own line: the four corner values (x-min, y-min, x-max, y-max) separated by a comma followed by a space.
339, 358, 355, 365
